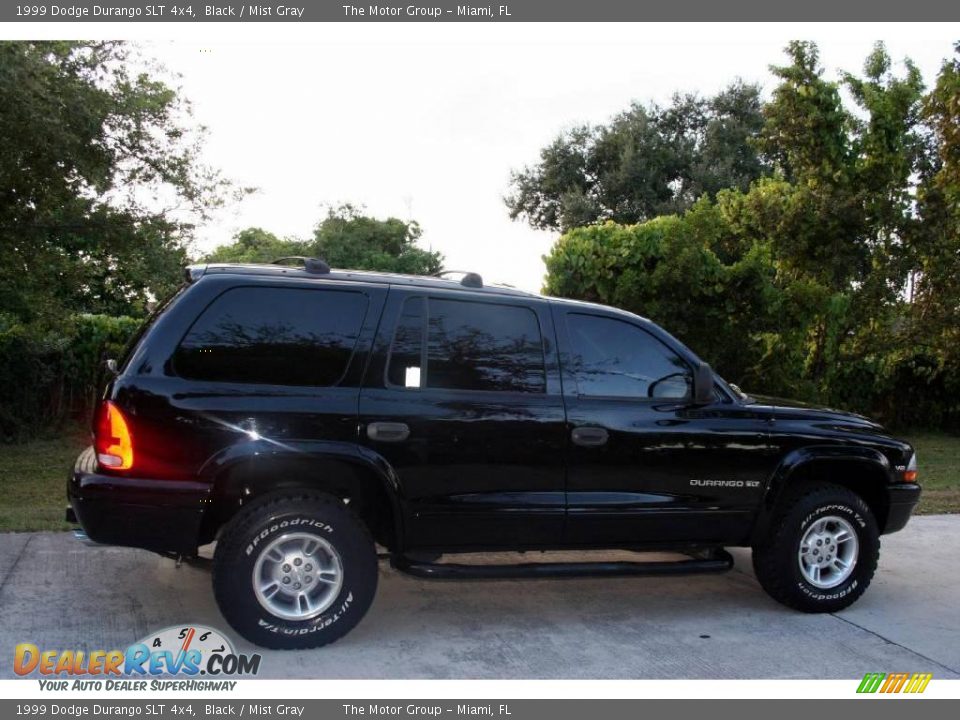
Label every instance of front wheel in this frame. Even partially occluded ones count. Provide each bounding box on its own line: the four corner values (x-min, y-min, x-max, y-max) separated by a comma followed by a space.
212, 492, 378, 649
753, 484, 879, 613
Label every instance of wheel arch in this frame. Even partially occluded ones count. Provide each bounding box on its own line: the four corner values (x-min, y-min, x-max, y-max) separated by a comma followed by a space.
753, 446, 895, 543
198, 441, 405, 551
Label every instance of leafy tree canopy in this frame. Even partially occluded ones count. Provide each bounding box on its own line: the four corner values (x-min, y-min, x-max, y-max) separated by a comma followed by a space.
542, 42, 960, 430
312, 204, 442, 275
204, 228, 309, 264
909, 43, 960, 352
505, 81, 768, 232
204, 205, 443, 276
0, 41, 236, 322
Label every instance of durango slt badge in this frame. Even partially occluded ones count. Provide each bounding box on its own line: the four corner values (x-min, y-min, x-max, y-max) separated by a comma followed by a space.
690, 479, 761, 488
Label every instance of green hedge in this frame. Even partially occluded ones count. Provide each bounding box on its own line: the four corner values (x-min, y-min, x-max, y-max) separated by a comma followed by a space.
0, 314, 141, 442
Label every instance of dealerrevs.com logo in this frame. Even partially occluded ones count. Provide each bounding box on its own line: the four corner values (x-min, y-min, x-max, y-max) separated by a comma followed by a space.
14, 625, 261, 691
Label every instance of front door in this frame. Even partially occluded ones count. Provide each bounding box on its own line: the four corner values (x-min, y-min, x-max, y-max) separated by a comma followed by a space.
555, 308, 774, 547
359, 289, 567, 550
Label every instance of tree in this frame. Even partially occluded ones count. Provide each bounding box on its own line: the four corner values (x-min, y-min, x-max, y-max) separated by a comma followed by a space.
754, 41, 866, 294
541, 41, 960, 429
900, 43, 960, 424
0, 41, 234, 321
204, 228, 309, 264
721, 42, 928, 388
543, 200, 778, 387
912, 42, 960, 337
505, 82, 767, 233
759, 42, 853, 187
204, 206, 443, 276
840, 44, 926, 374
312, 204, 442, 275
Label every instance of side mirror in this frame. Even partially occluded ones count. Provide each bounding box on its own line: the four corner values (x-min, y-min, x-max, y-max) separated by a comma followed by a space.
104, 358, 118, 376
692, 361, 714, 405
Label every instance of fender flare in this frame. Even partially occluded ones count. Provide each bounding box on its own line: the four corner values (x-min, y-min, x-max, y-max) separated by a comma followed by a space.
751, 445, 894, 543
198, 439, 407, 550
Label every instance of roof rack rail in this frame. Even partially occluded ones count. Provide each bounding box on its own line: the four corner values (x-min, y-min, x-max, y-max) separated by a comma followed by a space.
271, 256, 331, 274
434, 270, 483, 289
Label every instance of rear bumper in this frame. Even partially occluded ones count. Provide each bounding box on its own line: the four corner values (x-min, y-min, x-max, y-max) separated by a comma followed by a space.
67, 447, 209, 555
884, 482, 921, 535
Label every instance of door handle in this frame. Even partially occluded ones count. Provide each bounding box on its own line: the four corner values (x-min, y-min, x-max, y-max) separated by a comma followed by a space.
367, 422, 410, 443
571, 426, 609, 447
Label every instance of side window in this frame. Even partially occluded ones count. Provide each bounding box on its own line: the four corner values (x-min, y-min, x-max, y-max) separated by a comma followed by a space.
386, 297, 424, 388
173, 286, 367, 387
566, 314, 691, 399
428, 299, 545, 393
386, 297, 546, 393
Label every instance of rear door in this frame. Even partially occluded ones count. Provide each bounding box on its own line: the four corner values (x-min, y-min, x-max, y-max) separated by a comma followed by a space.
359, 288, 567, 549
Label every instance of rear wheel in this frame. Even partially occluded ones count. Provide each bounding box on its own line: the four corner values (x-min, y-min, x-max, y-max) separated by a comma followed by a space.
752, 484, 879, 613
213, 492, 378, 649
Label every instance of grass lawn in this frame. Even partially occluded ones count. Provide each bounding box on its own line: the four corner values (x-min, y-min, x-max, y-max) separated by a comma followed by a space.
0, 428, 956, 533
907, 433, 960, 515
0, 428, 87, 532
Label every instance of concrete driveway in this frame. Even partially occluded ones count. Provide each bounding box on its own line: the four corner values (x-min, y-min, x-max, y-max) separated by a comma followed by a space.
1, 515, 957, 679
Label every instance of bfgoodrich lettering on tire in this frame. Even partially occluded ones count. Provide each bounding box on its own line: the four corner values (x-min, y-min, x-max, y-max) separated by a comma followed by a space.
752, 483, 879, 613
213, 491, 378, 649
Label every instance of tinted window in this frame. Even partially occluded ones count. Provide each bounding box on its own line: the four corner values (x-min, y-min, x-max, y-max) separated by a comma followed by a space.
427, 299, 545, 393
567, 314, 690, 399
120, 285, 186, 372
387, 297, 546, 393
387, 297, 424, 388
174, 287, 367, 386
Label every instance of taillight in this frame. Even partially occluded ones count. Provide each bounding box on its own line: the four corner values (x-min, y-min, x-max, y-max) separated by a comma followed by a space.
903, 452, 918, 483
94, 401, 134, 470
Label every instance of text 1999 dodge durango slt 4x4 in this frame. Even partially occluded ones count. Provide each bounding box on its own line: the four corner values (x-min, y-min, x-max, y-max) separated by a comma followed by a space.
68, 259, 921, 648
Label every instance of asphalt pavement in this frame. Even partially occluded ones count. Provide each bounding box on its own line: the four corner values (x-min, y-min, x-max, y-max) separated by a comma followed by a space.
1, 515, 957, 679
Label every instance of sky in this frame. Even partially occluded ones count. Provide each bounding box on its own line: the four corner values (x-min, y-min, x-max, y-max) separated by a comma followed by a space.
25, 22, 960, 292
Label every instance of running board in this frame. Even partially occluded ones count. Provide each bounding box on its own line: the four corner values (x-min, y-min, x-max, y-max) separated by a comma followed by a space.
391, 550, 733, 580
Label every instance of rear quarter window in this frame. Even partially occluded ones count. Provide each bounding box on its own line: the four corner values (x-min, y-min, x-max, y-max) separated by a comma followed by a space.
172, 286, 368, 387
119, 285, 187, 372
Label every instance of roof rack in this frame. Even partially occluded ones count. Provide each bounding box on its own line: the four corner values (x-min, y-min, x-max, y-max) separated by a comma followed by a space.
271, 256, 331, 274
184, 264, 207, 283
434, 270, 483, 289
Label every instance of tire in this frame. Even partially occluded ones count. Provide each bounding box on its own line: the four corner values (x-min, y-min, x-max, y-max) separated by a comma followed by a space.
212, 491, 378, 649
752, 483, 879, 613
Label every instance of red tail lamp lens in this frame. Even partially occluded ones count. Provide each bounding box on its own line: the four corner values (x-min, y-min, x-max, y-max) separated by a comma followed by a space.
94, 401, 133, 470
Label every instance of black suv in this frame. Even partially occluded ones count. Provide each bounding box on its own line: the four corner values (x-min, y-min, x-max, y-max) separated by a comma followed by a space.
68, 261, 921, 649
